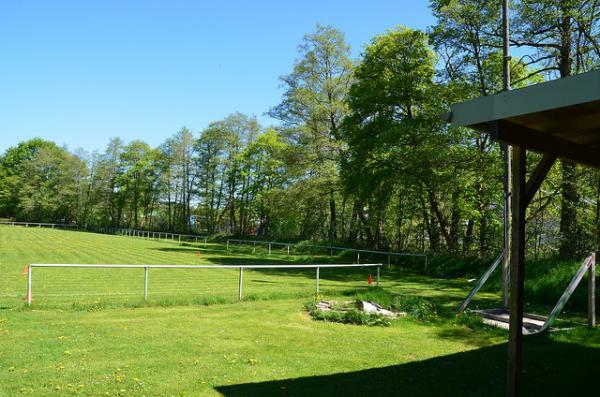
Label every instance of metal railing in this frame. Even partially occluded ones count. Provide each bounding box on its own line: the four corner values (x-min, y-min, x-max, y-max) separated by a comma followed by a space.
25, 263, 383, 306
457, 251, 504, 314
0, 221, 79, 229
114, 228, 208, 246
226, 238, 427, 269
0, 222, 208, 245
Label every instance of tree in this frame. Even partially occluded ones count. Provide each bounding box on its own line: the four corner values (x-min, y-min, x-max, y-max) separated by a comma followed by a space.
269, 24, 354, 242
512, 0, 600, 258
342, 26, 462, 251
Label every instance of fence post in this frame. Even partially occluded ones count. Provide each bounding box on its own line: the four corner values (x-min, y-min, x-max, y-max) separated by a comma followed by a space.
269, 243, 272, 255
204, 237, 207, 247
377, 266, 381, 287
357, 252, 360, 264
388, 254, 391, 268
238, 267, 244, 300
144, 266, 149, 302
253, 242, 256, 254
287, 245, 290, 256
316, 266, 320, 295
589, 252, 596, 328
178, 235, 181, 244
227, 240, 230, 251
27, 265, 32, 306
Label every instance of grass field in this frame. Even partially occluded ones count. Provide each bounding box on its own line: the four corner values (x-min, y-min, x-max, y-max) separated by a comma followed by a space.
1, 226, 599, 396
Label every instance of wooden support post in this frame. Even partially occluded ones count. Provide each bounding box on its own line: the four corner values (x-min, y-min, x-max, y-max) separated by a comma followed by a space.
502, 144, 512, 308
507, 145, 526, 397
589, 253, 596, 328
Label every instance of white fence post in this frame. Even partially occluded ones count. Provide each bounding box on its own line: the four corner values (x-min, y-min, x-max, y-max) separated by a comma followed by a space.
316, 266, 320, 295
357, 252, 360, 264
144, 266, 149, 301
238, 267, 244, 300
27, 265, 32, 306
269, 243, 272, 255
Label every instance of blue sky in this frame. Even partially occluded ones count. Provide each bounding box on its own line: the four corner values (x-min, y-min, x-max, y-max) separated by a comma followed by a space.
0, 1, 434, 154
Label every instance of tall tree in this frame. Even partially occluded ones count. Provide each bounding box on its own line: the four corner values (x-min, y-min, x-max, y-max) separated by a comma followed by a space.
513, 0, 600, 258
269, 24, 354, 242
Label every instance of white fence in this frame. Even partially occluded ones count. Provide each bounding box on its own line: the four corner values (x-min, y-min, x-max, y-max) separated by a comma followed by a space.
226, 238, 428, 270
114, 228, 208, 246
0, 221, 79, 229
0, 222, 208, 245
26, 263, 382, 306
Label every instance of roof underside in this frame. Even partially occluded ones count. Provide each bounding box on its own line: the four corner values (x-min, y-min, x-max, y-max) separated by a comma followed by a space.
447, 69, 600, 167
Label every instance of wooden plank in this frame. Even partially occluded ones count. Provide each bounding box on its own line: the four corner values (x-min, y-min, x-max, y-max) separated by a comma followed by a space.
525, 154, 556, 206
489, 120, 600, 168
507, 145, 526, 397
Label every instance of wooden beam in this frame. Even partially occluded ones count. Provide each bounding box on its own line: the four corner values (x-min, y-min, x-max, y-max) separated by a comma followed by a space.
590, 253, 596, 328
507, 145, 526, 397
525, 154, 557, 206
489, 120, 600, 168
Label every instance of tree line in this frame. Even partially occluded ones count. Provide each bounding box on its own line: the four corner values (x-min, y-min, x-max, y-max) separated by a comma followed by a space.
1, 0, 599, 259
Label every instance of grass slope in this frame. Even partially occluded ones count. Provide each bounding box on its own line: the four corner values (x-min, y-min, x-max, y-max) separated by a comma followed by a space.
0, 226, 598, 396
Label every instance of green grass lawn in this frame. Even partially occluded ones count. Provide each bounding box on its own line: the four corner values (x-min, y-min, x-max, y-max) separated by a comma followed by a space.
0, 226, 599, 396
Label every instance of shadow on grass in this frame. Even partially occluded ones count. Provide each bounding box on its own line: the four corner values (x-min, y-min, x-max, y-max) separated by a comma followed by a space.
215, 336, 600, 397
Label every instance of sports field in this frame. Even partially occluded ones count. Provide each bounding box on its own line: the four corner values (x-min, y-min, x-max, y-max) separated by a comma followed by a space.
0, 226, 598, 396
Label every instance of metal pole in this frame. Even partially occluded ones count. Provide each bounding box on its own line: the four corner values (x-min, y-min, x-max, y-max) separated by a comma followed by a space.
253, 242, 256, 254
502, 0, 511, 92
287, 245, 290, 256
144, 267, 149, 302
27, 265, 32, 306
269, 243, 272, 255
377, 266, 381, 287
316, 266, 320, 295
357, 252, 360, 264
589, 252, 596, 328
501, 0, 512, 309
238, 267, 244, 300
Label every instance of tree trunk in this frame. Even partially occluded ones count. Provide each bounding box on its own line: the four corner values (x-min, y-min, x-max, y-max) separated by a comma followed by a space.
329, 190, 337, 242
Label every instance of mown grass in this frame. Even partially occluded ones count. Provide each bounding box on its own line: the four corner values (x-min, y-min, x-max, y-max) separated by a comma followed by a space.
0, 226, 599, 396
